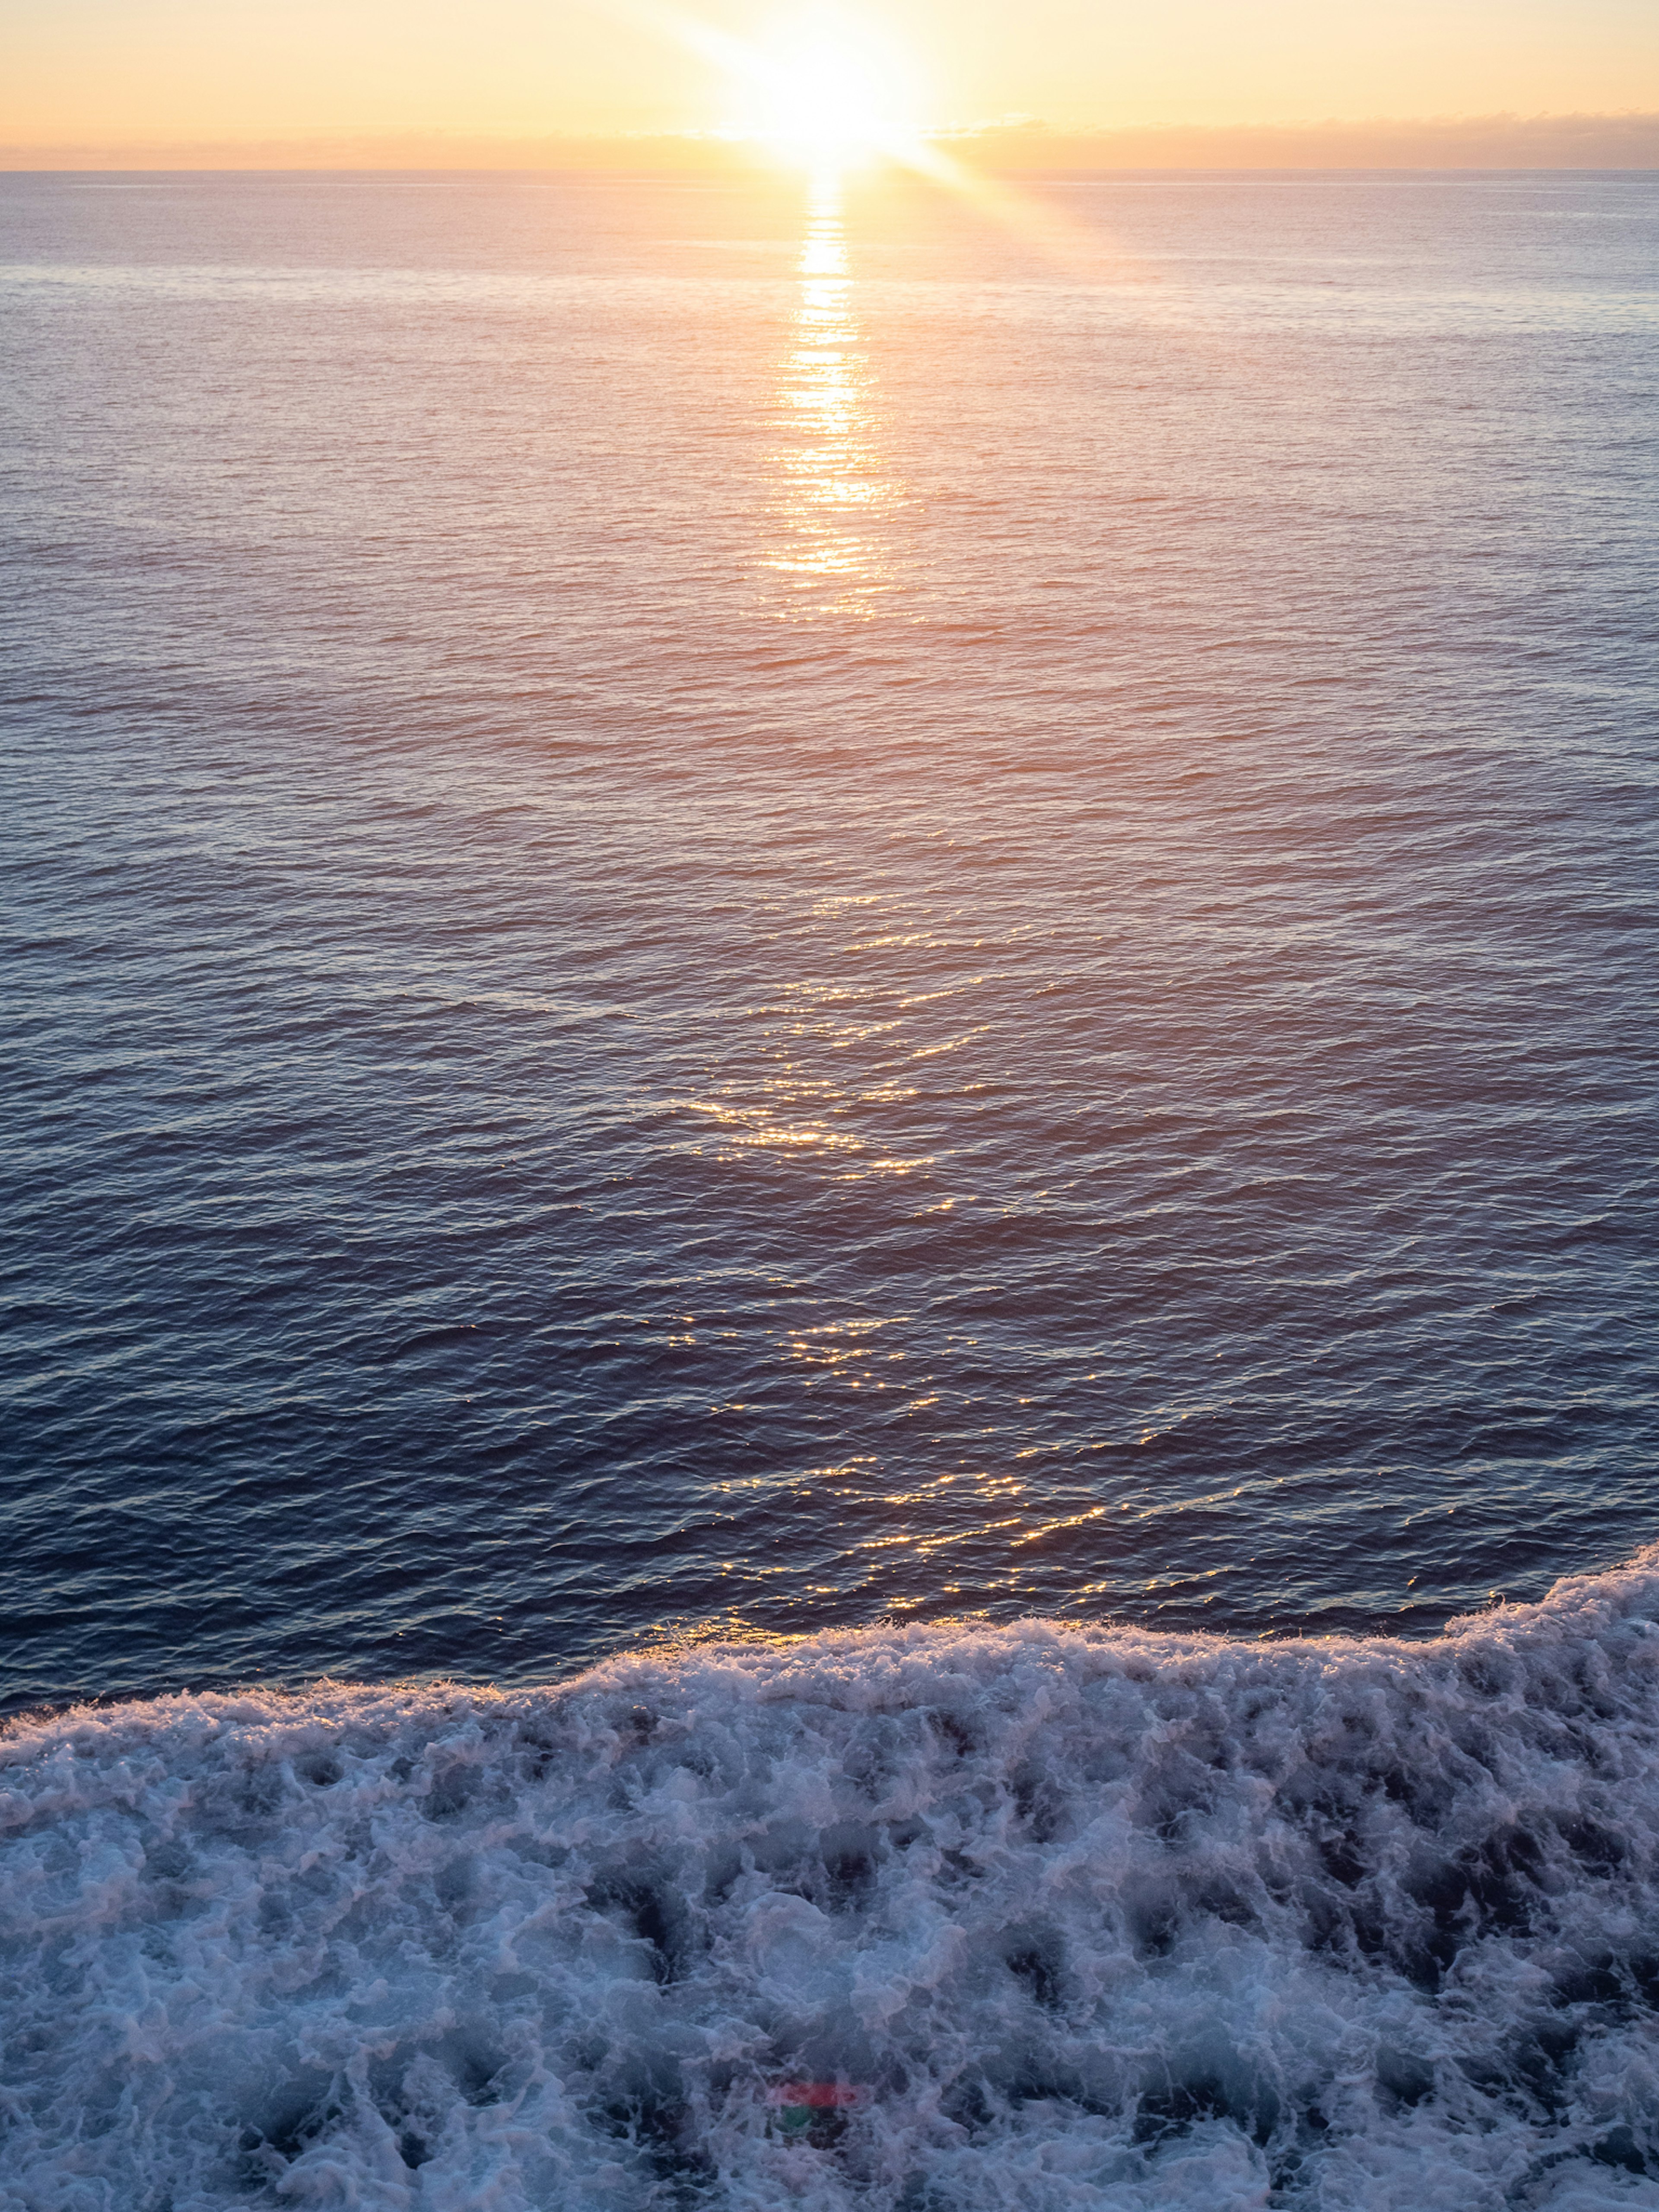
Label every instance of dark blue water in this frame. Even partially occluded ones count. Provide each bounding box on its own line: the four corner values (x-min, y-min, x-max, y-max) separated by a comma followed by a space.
3, 168, 1657, 1716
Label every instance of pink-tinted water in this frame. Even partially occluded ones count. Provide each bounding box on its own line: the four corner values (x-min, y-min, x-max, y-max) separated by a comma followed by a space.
2, 168, 1656, 1712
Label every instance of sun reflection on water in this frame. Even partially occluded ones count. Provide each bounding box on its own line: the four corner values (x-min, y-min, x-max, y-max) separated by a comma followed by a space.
767, 169, 900, 606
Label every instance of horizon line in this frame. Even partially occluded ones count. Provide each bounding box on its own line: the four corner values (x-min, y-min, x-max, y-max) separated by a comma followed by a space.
5, 110, 1659, 173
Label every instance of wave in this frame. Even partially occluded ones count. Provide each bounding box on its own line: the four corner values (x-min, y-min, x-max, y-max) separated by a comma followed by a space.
7, 1558, 1659, 2209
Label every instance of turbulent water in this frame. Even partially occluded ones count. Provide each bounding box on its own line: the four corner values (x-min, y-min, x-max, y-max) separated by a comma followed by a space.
2, 165, 1658, 2203
10, 1557, 1659, 2208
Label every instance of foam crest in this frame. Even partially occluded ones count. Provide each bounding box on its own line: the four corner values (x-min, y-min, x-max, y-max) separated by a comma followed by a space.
8, 1556, 1659, 2208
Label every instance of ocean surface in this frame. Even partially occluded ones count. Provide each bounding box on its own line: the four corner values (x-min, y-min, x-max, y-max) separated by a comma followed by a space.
2, 166, 1658, 2205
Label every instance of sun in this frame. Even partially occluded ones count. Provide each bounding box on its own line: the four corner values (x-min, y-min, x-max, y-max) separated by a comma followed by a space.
751, 16, 919, 167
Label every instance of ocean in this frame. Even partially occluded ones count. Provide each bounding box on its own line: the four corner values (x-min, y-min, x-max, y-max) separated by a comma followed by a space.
1, 165, 1657, 2206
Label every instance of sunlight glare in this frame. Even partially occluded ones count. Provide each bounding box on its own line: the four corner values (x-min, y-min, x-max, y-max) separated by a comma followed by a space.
752, 13, 919, 168
766, 169, 902, 606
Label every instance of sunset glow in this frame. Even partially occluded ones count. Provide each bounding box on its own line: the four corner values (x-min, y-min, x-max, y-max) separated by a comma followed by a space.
4, 0, 1656, 165
748, 19, 920, 167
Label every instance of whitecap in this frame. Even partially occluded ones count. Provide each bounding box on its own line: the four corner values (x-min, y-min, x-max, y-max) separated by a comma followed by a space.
7, 1553, 1659, 2207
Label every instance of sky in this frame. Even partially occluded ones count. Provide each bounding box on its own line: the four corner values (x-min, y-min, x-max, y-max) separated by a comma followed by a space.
3, 0, 1658, 152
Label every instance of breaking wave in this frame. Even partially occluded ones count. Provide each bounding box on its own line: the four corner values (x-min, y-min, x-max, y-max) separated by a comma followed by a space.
9, 1557, 1659, 2209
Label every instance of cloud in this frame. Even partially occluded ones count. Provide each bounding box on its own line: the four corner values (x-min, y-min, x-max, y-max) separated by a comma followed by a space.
939, 110, 1659, 169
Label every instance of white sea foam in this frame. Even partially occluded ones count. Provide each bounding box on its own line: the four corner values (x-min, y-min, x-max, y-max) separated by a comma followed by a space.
8, 1559, 1659, 2209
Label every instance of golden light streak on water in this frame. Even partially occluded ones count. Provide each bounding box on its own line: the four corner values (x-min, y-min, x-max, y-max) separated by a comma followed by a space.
765, 166, 901, 608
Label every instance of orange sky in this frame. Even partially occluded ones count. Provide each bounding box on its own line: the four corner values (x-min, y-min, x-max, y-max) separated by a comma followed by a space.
4, 0, 1658, 153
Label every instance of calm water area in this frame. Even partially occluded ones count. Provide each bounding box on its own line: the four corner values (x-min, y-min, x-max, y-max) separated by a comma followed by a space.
4, 167, 1658, 1712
